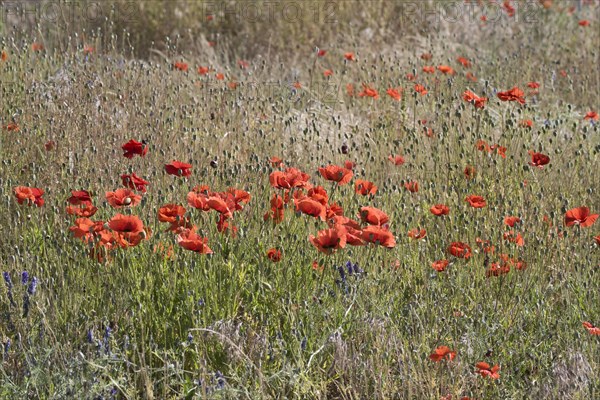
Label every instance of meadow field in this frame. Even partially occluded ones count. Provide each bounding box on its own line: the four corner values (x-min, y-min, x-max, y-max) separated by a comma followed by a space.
1, 0, 599, 398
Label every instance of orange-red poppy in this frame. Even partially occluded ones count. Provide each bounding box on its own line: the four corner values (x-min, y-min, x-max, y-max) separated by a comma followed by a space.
388, 154, 405, 166
269, 156, 283, 167
309, 227, 347, 254
68, 190, 92, 205
448, 242, 472, 259
404, 181, 419, 193
527, 81, 540, 89
437, 65, 455, 75
0, 50, 7, 62
386, 88, 402, 101
420, 53, 432, 60
2, 122, 18, 132
266, 248, 282, 262
457, 57, 471, 68
497, 86, 525, 104
197, 66, 210, 75
430, 204, 449, 216
465, 195, 486, 208
529, 151, 550, 168
121, 173, 150, 193
14, 186, 44, 207
361, 225, 396, 248
462, 90, 488, 108
475, 362, 500, 379
295, 197, 327, 221
173, 61, 188, 71
355, 179, 377, 196
319, 165, 353, 185
464, 165, 476, 179
583, 321, 600, 335
358, 84, 379, 99
504, 216, 521, 227
414, 84, 428, 95
344, 52, 355, 61
108, 213, 147, 247
432, 259, 450, 272
106, 188, 142, 208
359, 206, 389, 226
520, 119, 533, 128
323, 69, 333, 77
583, 111, 598, 121
578, 19, 590, 26
595, 235, 600, 246
408, 228, 427, 240
165, 160, 192, 177
176, 228, 213, 254
564, 207, 598, 228
429, 346, 456, 362
158, 204, 186, 223
422, 66, 435, 74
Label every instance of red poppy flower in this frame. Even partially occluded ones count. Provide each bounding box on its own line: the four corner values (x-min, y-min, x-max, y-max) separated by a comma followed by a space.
527, 81, 540, 89
266, 248, 282, 262
344, 52, 355, 61
465, 195, 486, 208
355, 179, 378, 196
14, 186, 44, 207
173, 61, 188, 71
448, 242, 472, 259
323, 69, 333, 77
122, 139, 148, 158
404, 181, 419, 193
269, 156, 283, 167
503, 230, 524, 246
430, 204, 450, 216
309, 227, 347, 254
108, 213, 147, 247
520, 119, 534, 128
344, 160, 356, 170
66, 201, 98, 217
457, 57, 471, 68
583, 111, 598, 121
564, 207, 598, 228
358, 84, 379, 99
361, 225, 396, 248
32, 42, 44, 51
158, 204, 186, 223
595, 235, 600, 246
422, 66, 435, 73
465, 72, 477, 82
359, 206, 389, 226
497, 87, 526, 104
1, 50, 7, 62
68, 190, 93, 205
414, 84, 428, 95
165, 160, 192, 177
408, 228, 427, 240
487, 261, 510, 278
346, 83, 354, 96
69, 217, 96, 241
388, 154, 405, 166
464, 165, 476, 179
295, 197, 327, 221
462, 90, 488, 108
437, 65, 455, 75
307, 186, 329, 205
504, 216, 521, 227
319, 165, 353, 185
198, 66, 210, 75
2, 122, 19, 132
583, 321, 600, 335
121, 173, 150, 193
317, 49, 327, 57
44, 140, 55, 151
421, 53, 432, 60
432, 259, 450, 272
578, 19, 590, 26
106, 188, 142, 208
215, 72, 225, 80
207, 196, 233, 218
429, 346, 456, 362
386, 88, 402, 101
475, 362, 500, 379
176, 228, 213, 254
476, 238, 495, 254
529, 151, 550, 168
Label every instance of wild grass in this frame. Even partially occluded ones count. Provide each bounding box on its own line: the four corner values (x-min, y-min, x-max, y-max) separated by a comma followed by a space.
1, 0, 599, 399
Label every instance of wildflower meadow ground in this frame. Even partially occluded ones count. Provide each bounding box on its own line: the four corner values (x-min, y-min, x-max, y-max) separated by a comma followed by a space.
1, 0, 599, 399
